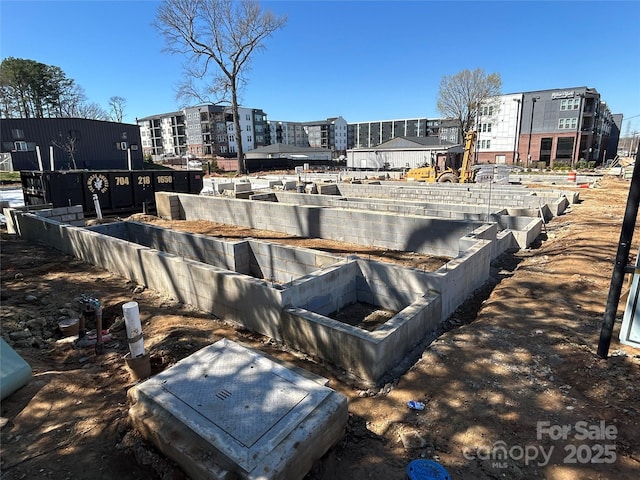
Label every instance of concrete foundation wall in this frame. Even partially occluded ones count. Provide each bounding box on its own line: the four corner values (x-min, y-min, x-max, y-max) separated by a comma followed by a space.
337, 182, 574, 214
439, 239, 493, 320
282, 290, 442, 383
15, 213, 285, 339
283, 262, 358, 316
89, 222, 343, 283
157, 192, 482, 257
89, 221, 249, 273
4, 204, 84, 233
498, 215, 543, 248
251, 191, 539, 251
247, 239, 341, 284
12, 204, 495, 386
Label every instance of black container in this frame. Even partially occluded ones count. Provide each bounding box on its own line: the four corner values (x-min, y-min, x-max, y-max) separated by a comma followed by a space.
20, 169, 204, 216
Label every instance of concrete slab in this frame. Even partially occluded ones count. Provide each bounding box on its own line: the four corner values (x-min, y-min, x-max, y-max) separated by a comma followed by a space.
128, 339, 348, 480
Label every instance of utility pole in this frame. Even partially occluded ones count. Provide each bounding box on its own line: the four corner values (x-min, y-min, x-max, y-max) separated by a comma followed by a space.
526, 96, 540, 167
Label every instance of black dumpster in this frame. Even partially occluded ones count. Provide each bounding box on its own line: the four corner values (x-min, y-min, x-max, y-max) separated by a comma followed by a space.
20, 169, 204, 216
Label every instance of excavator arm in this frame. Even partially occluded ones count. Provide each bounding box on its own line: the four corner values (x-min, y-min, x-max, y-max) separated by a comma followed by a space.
459, 130, 477, 183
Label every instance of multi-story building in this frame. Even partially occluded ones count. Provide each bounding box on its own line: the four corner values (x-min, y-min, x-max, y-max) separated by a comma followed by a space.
475, 93, 523, 164
184, 104, 226, 156
437, 119, 461, 144
139, 105, 268, 158
266, 120, 309, 147
476, 87, 621, 166
226, 107, 269, 155
348, 117, 444, 149
302, 117, 348, 154
266, 117, 348, 156
138, 110, 187, 157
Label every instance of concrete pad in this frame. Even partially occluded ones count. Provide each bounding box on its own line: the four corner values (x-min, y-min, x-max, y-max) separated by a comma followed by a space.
128, 339, 347, 480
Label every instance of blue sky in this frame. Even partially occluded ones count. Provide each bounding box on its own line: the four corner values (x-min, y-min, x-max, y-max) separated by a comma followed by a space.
1, 0, 639, 133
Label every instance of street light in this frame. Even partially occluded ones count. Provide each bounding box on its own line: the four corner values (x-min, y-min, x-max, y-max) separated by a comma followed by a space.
512, 97, 522, 164
526, 96, 540, 167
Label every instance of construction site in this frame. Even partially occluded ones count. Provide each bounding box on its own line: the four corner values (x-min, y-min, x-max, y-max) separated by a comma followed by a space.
1, 170, 639, 480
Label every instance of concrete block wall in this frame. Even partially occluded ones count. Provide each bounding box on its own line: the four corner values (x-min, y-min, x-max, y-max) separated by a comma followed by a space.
498, 215, 543, 249
282, 262, 359, 316
355, 259, 439, 312
4, 204, 84, 233
14, 212, 286, 340
89, 221, 344, 284
278, 192, 529, 226
157, 192, 482, 257
32, 205, 84, 226
12, 210, 493, 386
247, 240, 342, 285
435, 239, 493, 320
282, 289, 442, 385
317, 183, 339, 195
337, 182, 572, 215
87, 222, 129, 240
156, 193, 182, 220
89, 221, 248, 274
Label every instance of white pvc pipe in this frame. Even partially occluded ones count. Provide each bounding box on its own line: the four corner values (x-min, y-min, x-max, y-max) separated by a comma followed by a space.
127, 148, 132, 171
49, 146, 54, 171
36, 145, 43, 171
122, 301, 145, 357
92, 194, 103, 219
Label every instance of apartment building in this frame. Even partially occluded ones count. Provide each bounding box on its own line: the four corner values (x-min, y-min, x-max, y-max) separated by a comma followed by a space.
265, 117, 348, 155
303, 117, 348, 154
476, 87, 621, 166
266, 121, 309, 147
348, 117, 445, 149
138, 110, 186, 157
138, 105, 268, 158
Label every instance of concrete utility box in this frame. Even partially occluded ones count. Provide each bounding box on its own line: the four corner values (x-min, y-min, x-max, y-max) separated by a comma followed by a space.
128, 339, 348, 480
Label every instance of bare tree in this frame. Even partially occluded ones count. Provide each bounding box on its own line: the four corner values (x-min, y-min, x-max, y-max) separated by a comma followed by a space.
51, 131, 78, 170
437, 68, 502, 137
109, 96, 126, 122
154, 0, 287, 173
76, 102, 108, 121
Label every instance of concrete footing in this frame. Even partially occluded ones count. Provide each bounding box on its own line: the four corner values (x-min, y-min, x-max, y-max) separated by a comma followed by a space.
128, 339, 348, 480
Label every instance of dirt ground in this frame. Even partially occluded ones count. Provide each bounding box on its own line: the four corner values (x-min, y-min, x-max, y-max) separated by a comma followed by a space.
1, 176, 639, 479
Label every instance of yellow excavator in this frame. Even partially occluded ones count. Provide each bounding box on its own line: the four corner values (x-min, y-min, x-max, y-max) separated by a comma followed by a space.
406, 130, 477, 183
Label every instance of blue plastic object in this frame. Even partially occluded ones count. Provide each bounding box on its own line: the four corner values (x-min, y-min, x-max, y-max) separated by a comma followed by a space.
406, 459, 451, 480
0, 338, 32, 401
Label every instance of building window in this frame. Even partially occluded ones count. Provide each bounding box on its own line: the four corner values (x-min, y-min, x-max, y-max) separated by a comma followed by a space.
11, 129, 25, 140
481, 106, 494, 116
486, 139, 491, 149
14, 141, 28, 151
556, 137, 574, 159
558, 118, 578, 129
